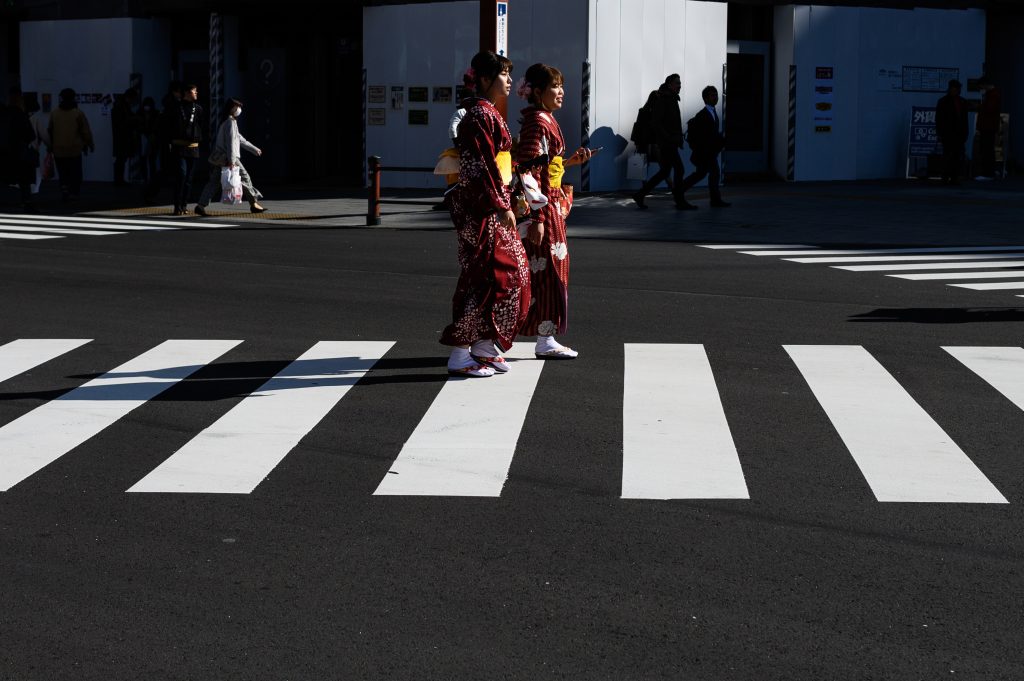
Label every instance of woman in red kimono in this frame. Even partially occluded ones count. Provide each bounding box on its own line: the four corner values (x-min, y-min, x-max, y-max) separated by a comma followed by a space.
515, 63, 594, 359
440, 51, 531, 377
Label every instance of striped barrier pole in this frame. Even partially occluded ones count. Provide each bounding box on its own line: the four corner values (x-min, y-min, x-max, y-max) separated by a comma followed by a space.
580, 59, 591, 192
209, 13, 224, 141
787, 65, 796, 181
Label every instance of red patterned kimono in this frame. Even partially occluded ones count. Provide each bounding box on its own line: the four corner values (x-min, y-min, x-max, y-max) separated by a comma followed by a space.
440, 97, 531, 351
516, 106, 573, 337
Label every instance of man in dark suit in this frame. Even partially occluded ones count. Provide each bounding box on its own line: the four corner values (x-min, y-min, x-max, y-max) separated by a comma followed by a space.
677, 85, 729, 208
935, 79, 968, 185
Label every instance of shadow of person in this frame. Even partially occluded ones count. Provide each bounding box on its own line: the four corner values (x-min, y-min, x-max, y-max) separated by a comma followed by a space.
848, 307, 1024, 324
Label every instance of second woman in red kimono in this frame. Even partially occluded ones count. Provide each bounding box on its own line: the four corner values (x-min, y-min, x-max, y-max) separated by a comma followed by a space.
440, 51, 531, 377
516, 63, 595, 359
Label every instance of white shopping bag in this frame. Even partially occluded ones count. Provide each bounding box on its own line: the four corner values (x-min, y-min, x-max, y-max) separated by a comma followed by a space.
626, 152, 648, 181
220, 166, 243, 205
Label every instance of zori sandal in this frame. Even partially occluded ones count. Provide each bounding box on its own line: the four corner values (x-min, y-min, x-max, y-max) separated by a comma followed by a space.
470, 354, 510, 373
447, 364, 495, 378
535, 346, 578, 360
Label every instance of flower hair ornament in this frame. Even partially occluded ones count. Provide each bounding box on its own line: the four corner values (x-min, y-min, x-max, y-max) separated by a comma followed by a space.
463, 67, 477, 86
516, 76, 532, 101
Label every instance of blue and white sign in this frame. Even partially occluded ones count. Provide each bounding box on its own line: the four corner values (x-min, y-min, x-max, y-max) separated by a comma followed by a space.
908, 106, 940, 156
496, 2, 508, 57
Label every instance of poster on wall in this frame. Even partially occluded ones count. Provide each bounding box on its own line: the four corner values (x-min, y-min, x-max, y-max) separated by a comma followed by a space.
496, 2, 508, 57
813, 66, 833, 133
391, 86, 404, 110
408, 109, 429, 125
368, 86, 385, 104
902, 66, 959, 93
409, 87, 428, 103
876, 67, 902, 92
433, 87, 452, 103
368, 108, 386, 126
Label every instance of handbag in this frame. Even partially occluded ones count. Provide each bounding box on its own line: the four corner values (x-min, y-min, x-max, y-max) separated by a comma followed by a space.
220, 166, 243, 205
626, 152, 648, 181
41, 152, 54, 180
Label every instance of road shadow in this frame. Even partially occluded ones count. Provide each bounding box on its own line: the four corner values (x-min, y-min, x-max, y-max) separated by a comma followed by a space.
849, 307, 1024, 324
0, 356, 450, 403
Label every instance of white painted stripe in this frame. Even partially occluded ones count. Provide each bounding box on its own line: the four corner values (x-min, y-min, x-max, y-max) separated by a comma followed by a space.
128, 341, 394, 494
10, 214, 234, 228
949, 281, 1024, 291
0, 340, 241, 492
835, 261, 1024, 272
0, 231, 61, 240
374, 345, 544, 497
0, 339, 91, 384
944, 347, 1024, 412
0, 223, 124, 236
697, 244, 812, 250
890, 271, 1024, 281
744, 246, 1024, 257
785, 345, 1006, 503
621, 344, 748, 499
785, 253, 1024, 264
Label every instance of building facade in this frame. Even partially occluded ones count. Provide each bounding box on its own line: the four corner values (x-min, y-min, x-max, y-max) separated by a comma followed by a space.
0, 1, 1019, 188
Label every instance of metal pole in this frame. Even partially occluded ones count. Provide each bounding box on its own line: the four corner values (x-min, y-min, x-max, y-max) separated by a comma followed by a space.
581, 59, 591, 192
367, 156, 382, 225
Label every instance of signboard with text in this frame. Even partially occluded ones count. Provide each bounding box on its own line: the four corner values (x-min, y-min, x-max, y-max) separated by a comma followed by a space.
496, 2, 508, 57
907, 105, 940, 178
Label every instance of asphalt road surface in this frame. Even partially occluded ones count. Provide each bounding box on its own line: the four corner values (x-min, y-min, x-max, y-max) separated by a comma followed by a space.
1, 195, 1023, 680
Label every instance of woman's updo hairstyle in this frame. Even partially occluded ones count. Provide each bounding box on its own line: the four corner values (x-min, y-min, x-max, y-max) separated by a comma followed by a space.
463, 50, 514, 93
523, 63, 563, 105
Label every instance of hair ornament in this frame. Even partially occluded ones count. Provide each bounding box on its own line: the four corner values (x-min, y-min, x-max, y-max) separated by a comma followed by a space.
516, 77, 532, 101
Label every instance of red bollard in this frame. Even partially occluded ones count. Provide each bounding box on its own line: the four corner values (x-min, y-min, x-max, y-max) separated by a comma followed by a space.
367, 156, 382, 225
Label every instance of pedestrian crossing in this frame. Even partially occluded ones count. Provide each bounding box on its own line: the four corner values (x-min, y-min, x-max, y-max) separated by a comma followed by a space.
0, 213, 236, 240
699, 243, 1024, 299
0, 338, 1020, 503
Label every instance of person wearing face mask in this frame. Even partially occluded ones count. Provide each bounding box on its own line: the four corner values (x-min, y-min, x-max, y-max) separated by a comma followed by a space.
439, 50, 530, 378
194, 97, 266, 216
515, 62, 595, 360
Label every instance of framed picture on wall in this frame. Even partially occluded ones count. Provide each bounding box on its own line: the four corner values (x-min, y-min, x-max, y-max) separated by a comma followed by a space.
408, 109, 429, 125
409, 87, 429, 103
368, 85, 385, 104
433, 87, 452, 103
391, 86, 404, 110
368, 108, 386, 125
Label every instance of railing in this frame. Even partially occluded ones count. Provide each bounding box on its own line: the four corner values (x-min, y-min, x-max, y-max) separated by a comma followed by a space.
366, 156, 439, 226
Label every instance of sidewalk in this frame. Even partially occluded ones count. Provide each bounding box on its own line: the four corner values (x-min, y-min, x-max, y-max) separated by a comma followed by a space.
9, 173, 1024, 246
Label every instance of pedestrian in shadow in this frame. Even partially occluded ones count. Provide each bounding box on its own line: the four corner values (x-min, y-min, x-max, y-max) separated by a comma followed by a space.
111, 87, 139, 185
632, 74, 687, 210
1, 87, 38, 212
676, 85, 729, 208
143, 80, 182, 203
169, 83, 204, 215
47, 87, 94, 201
935, 79, 968, 186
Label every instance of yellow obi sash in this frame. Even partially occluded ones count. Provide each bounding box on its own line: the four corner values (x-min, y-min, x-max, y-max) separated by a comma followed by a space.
496, 150, 513, 186
547, 155, 565, 188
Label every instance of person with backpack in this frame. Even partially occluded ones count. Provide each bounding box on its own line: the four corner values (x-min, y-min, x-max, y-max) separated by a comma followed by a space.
631, 74, 691, 210
676, 85, 729, 207
630, 89, 674, 193
48, 87, 95, 201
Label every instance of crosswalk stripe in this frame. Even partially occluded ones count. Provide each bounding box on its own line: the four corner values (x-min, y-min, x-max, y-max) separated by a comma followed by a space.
0, 339, 91, 384
0, 231, 61, 240
621, 344, 748, 499
10, 214, 233, 229
697, 244, 812, 250
0, 223, 125, 236
890, 271, 1024, 281
784, 345, 1006, 503
128, 341, 394, 494
835, 261, 1024, 272
743, 246, 1024, 257
949, 281, 1024, 291
373, 345, 544, 497
0, 340, 241, 492
785, 253, 1024, 264
944, 347, 1024, 412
